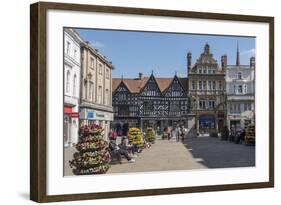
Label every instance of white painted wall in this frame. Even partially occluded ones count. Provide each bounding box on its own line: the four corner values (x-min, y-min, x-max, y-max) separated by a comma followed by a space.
64, 29, 81, 145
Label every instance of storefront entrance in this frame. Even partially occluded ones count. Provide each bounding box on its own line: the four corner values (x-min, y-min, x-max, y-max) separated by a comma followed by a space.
63, 115, 71, 147
199, 115, 216, 133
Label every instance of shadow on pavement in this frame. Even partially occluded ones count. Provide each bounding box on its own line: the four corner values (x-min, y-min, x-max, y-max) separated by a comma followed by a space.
182, 137, 255, 169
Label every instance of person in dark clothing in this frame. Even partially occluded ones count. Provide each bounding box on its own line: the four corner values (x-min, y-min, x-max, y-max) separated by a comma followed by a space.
108, 139, 135, 163
236, 130, 246, 144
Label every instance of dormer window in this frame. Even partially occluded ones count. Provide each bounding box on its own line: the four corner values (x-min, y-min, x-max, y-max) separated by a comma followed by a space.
238, 72, 242, 79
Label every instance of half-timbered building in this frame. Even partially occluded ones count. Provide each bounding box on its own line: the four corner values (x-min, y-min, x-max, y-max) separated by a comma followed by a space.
112, 73, 192, 133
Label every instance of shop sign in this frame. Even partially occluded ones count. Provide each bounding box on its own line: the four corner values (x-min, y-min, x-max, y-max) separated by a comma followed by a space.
87, 112, 94, 120
70, 112, 79, 118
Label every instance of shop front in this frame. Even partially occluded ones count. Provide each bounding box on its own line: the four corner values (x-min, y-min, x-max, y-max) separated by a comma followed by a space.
64, 105, 79, 147
80, 108, 114, 140
199, 115, 216, 133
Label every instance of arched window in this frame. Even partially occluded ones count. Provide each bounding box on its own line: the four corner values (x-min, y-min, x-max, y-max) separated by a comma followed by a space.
73, 74, 77, 97
66, 70, 70, 93
238, 72, 242, 79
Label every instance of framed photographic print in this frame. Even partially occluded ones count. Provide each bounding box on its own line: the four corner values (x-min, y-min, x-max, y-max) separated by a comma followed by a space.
30, 1, 274, 202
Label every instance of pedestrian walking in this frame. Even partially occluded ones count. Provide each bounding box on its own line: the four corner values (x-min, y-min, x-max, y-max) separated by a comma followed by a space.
175, 125, 180, 142
180, 125, 185, 142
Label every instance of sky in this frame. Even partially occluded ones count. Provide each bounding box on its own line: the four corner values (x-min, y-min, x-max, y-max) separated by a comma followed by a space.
76, 28, 255, 78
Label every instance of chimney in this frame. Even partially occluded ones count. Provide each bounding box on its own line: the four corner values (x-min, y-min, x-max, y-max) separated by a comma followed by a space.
221, 55, 227, 70
250, 57, 255, 68
187, 52, 192, 72
139, 72, 143, 79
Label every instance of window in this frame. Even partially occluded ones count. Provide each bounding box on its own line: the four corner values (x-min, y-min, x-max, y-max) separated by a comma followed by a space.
66, 70, 70, 93
88, 82, 94, 101
219, 81, 222, 90
99, 64, 102, 74
192, 80, 196, 90
73, 74, 77, 97
234, 85, 236, 93
238, 85, 243, 94
244, 103, 252, 111
208, 99, 215, 108
199, 99, 206, 109
203, 68, 207, 74
243, 84, 247, 93
170, 101, 180, 112
144, 101, 153, 112
90, 58, 95, 68
66, 41, 70, 55
234, 103, 241, 113
105, 89, 109, 105
212, 81, 216, 90
203, 81, 206, 90
208, 81, 212, 90
230, 104, 233, 113
199, 81, 202, 90
74, 49, 77, 59
199, 69, 202, 74
98, 86, 102, 103
106, 69, 109, 79
213, 70, 216, 74
238, 72, 242, 79
118, 93, 126, 101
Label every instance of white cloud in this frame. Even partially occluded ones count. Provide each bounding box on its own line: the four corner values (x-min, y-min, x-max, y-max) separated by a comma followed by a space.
241, 48, 255, 57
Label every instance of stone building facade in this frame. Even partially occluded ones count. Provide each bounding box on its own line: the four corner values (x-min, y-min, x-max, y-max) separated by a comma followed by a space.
188, 43, 227, 134
226, 47, 255, 130
79, 41, 114, 140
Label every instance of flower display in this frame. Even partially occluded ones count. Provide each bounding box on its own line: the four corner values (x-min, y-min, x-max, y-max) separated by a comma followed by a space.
69, 124, 111, 175
129, 127, 144, 147
146, 127, 156, 143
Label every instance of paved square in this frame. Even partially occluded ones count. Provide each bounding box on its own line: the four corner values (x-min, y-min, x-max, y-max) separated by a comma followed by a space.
64, 136, 255, 176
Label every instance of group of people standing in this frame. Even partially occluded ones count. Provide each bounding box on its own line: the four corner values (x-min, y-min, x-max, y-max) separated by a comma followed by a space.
163, 125, 187, 142
221, 125, 246, 144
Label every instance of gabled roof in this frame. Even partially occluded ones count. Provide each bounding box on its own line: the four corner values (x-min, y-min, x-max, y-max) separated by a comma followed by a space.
112, 75, 187, 94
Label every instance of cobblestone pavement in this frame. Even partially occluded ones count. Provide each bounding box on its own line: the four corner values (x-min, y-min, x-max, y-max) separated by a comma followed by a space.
64, 136, 255, 176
